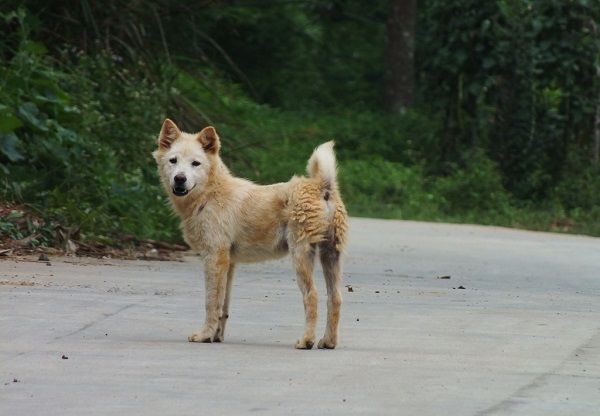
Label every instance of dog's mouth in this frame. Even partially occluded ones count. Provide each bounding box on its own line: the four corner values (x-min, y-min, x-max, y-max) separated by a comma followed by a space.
172, 185, 195, 197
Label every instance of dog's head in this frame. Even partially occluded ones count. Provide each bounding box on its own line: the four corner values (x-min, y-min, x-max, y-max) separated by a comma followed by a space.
152, 119, 220, 197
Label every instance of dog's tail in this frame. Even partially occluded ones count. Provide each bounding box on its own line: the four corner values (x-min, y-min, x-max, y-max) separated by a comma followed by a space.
307, 141, 348, 251
307, 141, 338, 192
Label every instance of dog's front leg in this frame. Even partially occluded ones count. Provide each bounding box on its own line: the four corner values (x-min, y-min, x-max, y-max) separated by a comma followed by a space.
188, 248, 230, 343
215, 262, 236, 342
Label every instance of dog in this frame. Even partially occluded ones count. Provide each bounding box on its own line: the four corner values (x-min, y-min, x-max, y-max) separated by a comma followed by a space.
153, 119, 348, 349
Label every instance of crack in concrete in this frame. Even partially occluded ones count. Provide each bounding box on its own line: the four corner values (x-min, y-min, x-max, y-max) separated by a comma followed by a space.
12, 303, 139, 358
52, 303, 137, 341
474, 327, 600, 415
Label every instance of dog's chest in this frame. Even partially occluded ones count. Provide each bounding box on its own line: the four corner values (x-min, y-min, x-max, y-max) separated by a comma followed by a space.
180, 214, 226, 256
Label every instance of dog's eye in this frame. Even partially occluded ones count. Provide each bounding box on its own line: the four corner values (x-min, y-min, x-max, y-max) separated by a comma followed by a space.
169, 158, 177, 164
191, 161, 201, 167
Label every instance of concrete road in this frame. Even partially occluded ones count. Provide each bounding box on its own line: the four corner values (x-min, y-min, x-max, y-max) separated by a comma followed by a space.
1, 218, 599, 415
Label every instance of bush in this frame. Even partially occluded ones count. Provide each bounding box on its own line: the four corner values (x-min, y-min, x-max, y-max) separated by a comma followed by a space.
0, 11, 179, 242
434, 150, 511, 216
340, 159, 441, 219
553, 149, 600, 211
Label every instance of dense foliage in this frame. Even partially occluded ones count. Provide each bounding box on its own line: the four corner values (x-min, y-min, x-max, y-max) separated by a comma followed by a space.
1, 1, 599, 246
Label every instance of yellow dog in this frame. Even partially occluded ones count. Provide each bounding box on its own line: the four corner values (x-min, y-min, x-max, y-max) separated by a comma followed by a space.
153, 119, 347, 349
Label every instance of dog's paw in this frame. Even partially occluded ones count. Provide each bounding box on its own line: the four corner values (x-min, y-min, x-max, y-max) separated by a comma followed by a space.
317, 337, 336, 349
188, 329, 214, 343
294, 337, 315, 350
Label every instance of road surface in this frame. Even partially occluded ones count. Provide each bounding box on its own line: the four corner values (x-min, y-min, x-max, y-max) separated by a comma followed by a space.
1, 218, 599, 415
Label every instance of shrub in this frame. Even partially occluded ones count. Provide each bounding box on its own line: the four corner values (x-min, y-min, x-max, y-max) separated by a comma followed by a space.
434, 150, 511, 216
0, 12, 179, 242
340, 159, 441, 219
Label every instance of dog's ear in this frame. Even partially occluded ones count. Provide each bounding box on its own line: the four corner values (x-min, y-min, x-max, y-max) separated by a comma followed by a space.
197, 126, 220, 154
158, 119, 181, 149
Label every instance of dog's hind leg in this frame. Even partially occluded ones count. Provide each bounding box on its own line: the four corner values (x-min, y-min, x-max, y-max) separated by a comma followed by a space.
318, 241, 343, 349
292, 242, 318, 349
214, 262, 235, 342
189, 248, 230, 343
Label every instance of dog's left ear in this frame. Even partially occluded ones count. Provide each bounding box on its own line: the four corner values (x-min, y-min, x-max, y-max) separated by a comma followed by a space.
197, 126, 220, 154
158, 118, 181, 149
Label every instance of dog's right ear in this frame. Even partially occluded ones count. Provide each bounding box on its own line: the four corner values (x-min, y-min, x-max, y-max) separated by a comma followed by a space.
158, 118, 181, 149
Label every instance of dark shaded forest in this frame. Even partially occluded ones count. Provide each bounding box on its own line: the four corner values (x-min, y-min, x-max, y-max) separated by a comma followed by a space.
1, 0, 599, 248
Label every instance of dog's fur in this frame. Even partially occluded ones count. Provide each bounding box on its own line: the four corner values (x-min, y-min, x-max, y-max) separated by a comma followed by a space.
153, 119, 348, 349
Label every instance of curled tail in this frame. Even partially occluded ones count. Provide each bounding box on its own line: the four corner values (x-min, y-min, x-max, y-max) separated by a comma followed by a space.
307, 141, 347, 251
307, 141, 338, 192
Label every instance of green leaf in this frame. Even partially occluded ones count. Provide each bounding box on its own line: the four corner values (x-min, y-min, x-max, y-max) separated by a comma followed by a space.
0, 133, 24, 162
0, 105, 23, 133
482, 57, 495, 69
22, 40, 48, 55
18, 102, 48, 131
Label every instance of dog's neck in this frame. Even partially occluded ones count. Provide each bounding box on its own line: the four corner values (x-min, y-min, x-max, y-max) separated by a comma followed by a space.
169, 157, 232, 219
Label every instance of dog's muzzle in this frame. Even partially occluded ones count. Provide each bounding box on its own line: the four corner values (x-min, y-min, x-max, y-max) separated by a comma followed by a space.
172, 174, 188, 196
172, 186, 189, 196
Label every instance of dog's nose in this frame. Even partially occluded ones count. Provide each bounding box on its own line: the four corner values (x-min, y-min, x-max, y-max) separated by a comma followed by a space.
174, 174, 187, 185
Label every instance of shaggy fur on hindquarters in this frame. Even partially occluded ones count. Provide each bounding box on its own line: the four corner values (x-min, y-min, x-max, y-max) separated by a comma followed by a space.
153, 119, 348, 349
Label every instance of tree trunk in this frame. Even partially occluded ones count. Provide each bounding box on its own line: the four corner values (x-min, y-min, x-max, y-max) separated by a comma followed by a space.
594, 20, 599, 165
595, 90, 599, 165
384, 0, 416, 114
